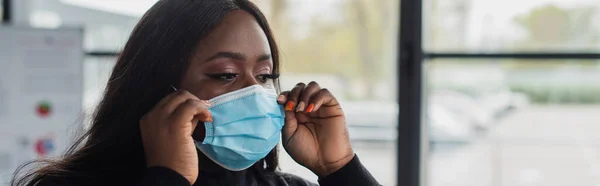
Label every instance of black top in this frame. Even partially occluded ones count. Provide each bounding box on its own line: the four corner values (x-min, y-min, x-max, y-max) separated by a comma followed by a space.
36, 154, 380, 186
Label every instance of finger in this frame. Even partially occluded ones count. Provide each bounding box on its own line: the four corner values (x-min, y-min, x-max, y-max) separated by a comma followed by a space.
170, 99, 212, 129
277, 91, 290, 105
200, 100, 212, 107
308, 88, 338, 112
282, 108, 298, 140
296, 81, 321, 112
189, 118, 199, 136
162, 90, 201, 114
285, 83, 306, 111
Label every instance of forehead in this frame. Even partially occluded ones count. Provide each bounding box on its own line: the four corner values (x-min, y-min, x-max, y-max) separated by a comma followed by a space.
195, 10, 271, 58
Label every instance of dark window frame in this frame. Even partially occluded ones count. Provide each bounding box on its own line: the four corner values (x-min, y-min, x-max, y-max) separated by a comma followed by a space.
2, 0, 11, 24
398, 0, 600, 186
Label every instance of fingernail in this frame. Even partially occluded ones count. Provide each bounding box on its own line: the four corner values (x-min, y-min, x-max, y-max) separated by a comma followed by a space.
277, 95, 286, 102
285, 101, 295, 111
201, 100, 212, 106
306, 103, 315, 112
296, 102, 305, 112
206, 113, 213, 122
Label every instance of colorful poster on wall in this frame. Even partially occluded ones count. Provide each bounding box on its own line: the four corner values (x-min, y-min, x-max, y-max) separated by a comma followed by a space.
0, 26, 83, 184
35, 100, 53, 118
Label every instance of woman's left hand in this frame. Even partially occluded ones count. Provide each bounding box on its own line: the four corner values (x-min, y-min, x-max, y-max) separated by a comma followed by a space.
278, 81, 354, 177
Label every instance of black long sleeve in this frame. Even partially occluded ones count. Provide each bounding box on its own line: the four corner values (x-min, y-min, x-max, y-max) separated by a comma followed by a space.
35, 155, 379, 186
135, 155, 381, 186
136, 167, 191, 186
317, 154, 381, 186
34, 167, 192, 186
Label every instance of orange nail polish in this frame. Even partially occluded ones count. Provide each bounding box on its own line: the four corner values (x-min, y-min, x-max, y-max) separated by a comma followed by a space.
306, 103, 314, 112
285, 101, 295, 111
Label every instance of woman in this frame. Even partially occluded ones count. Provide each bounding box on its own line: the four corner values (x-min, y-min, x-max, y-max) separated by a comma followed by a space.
12, 0, 380, 186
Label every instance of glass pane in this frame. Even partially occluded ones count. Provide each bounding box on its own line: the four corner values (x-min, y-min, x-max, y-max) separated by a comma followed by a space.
82, 57, 116, 128
82, 57, 115, 111
255, 0, 398, 185
27, 0, 145, 51
424, 0, 600, 52
425, 59, 600, 186
0, 0, 4, 22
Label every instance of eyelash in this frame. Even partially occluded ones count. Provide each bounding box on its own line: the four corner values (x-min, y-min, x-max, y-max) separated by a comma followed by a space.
206, 73, 279, 83
258, 74, 280, 83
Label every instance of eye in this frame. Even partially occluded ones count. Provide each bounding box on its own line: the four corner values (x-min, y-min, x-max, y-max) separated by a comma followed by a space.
257, 74, 280, 84
206, 73, 239, 82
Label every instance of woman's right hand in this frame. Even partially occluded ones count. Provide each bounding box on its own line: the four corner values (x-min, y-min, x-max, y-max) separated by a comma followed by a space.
139, 90, 212, 185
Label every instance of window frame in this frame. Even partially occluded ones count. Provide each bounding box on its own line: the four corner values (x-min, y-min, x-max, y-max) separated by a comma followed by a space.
398, 0, 600, 186
1, 0, 10, 24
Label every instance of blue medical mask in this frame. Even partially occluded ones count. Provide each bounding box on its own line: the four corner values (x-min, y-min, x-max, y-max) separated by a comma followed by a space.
195, 85, 285, 171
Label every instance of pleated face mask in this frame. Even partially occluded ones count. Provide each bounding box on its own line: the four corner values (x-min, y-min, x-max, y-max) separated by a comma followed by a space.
195, 85, 285, 171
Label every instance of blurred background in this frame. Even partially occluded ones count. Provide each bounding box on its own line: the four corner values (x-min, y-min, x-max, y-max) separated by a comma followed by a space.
1, 0, 600, 186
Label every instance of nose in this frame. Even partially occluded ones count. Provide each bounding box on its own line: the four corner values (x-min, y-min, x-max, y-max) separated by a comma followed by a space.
239, 72, 261, 88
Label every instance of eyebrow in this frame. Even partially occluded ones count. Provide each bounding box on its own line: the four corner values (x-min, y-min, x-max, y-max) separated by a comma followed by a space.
205, 52, 271, 62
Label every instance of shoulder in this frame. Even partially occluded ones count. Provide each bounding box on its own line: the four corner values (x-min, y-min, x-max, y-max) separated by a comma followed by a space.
271, 171, 318, 186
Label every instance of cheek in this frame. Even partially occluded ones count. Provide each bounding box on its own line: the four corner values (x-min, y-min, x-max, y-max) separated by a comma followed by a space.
182, 82, 228, 101
179, 75, 222, 101
195, 86, 225, 100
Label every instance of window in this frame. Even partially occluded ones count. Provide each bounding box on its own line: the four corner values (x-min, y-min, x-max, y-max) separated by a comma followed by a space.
1, 0, 4, 22
27, 0, 142, 51
424, 0, 600, 52
83, 57, 115, 112
254, 1, 399, 185
424, 0, 600, 186
425, 59, 600, 186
